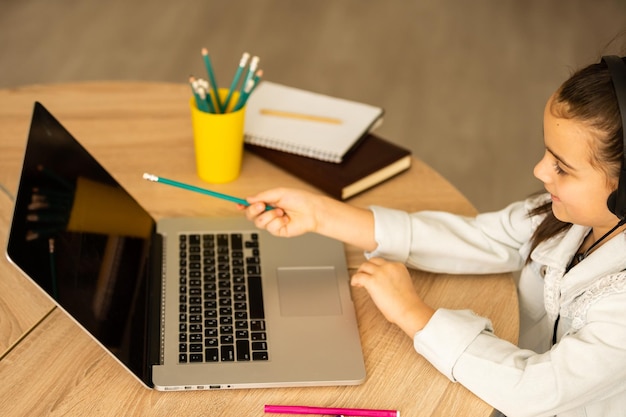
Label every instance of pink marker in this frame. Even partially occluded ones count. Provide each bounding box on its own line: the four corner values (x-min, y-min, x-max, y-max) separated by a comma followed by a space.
264, 404, 400, 417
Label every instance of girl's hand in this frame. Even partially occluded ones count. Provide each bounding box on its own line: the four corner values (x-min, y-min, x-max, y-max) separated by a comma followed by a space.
241, 188, 320, 238
242, 187, 377, 251
351, 257, 435, 336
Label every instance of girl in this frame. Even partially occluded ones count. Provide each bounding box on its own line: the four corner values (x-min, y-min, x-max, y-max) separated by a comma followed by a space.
242, 56, 626, 417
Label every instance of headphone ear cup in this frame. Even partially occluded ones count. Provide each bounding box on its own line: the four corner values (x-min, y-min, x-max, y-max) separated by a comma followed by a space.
607, 190, 619, 216
602, 56, 626, 221
608, 167, 626, 220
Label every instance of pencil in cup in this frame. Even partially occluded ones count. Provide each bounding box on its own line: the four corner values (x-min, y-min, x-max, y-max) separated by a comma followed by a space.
189, 88, 245, 183
189, 76, 216, 114
222, 52, 250, 113
201, 48, 222, 111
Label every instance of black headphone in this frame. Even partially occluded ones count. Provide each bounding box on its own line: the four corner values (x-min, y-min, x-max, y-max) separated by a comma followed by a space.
602, 55, 626, 222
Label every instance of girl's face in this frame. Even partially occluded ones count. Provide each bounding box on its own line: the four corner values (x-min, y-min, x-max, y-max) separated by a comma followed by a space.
533, 96, 619, 232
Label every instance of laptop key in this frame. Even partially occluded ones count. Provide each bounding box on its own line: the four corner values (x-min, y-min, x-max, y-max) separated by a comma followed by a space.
221, 345, 235, 361
236, 340, 251, 361
252, 341, 267, 351
205, 348, 219, 362
231, 233, 243, 250
246, 265, 261, 275
251, 332, 266, 341
247, 276, 265, 319
250, 319, 265, 331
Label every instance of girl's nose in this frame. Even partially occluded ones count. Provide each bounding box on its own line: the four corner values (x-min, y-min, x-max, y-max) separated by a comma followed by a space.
533, 152, 551, 184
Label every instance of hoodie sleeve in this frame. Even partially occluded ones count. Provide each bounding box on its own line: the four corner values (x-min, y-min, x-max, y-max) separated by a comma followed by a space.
416, 288, 626, 417
366, 198, 539, 274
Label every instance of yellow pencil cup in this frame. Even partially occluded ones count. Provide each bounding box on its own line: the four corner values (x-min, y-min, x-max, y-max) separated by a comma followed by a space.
189, 89, 245, 183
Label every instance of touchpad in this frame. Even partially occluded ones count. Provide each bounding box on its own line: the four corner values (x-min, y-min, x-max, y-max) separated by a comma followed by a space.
277, 267, 342, 316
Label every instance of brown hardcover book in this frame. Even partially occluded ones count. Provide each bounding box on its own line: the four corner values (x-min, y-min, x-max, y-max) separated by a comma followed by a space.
245, 133, 411, 200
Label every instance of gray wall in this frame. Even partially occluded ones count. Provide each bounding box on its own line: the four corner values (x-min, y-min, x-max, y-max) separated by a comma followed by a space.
2, 0, 625, 211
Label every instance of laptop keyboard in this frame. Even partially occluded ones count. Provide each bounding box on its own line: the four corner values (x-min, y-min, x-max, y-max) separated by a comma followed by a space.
178, 232, 269, 363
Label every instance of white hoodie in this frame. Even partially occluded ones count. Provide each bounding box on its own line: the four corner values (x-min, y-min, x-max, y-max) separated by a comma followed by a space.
367, 194, 626, 417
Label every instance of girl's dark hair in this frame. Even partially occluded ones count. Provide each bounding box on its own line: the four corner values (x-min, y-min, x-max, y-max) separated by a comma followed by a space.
527, 57, 625, 260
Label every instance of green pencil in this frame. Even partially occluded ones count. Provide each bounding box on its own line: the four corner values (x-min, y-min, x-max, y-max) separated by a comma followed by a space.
239, 55, 259, 95
143, 173, 273, 210
233, 78, 255, 112
222, 52, 250, 113
189, 76, 211, 113
201, 48, 222, 111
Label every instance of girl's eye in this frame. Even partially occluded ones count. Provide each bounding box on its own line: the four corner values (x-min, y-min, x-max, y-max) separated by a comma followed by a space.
553, 162, 566, 175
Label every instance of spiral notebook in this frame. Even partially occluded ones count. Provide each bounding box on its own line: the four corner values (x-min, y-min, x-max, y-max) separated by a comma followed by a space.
243, 81, 384, 163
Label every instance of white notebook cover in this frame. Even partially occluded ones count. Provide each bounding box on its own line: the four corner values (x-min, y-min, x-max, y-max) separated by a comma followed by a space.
243, 81, 384, 163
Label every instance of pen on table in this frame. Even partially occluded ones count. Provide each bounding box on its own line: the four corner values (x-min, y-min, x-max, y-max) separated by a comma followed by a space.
222, 52, 250, 113
259, 109, 343, 125
201, 48, 222, 111
142, 173, 273, 210
264, 404, 400, 417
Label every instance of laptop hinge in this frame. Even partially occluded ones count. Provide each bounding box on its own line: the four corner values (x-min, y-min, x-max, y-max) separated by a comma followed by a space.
147, 231, 164, 372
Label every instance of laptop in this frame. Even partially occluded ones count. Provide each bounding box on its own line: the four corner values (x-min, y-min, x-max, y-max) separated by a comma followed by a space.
5, 102, 366, 391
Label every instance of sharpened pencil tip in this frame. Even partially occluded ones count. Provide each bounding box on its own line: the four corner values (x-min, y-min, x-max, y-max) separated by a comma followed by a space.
143, 173, 158, 182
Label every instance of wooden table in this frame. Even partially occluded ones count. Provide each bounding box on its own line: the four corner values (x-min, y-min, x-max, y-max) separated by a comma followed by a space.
0, 82, 518, 416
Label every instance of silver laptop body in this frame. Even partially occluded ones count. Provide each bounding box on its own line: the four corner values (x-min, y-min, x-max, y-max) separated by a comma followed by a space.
5, 102, 366, 391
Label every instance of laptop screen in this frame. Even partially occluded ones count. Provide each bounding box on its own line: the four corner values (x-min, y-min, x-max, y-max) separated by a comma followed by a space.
7, 103, 157, 385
